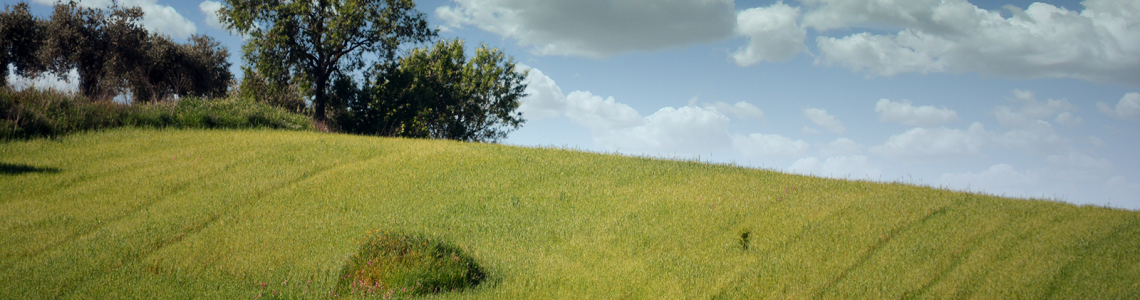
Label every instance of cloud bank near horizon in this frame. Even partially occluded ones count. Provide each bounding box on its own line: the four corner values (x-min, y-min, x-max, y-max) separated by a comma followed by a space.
439, 0, 1140, 86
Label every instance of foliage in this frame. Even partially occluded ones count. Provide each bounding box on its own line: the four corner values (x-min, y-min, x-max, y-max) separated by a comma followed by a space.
1, 129, 1138, 299
338, 39, 528, 142
128, 34, 233, 102
219, 0, 435, 123
0, 2, 44, 87
0, 86, 312, 140
39, 1, 148, 100
235, 66, 307, 114
337, 231, 485, 297
1, 1, 232, 102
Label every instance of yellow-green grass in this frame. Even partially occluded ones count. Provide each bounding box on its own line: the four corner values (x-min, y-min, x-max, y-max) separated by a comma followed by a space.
1, 128, 1138, 299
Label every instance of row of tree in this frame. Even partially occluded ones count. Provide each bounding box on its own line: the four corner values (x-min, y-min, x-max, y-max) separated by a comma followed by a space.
2, 0, 529, 142
0, 2, 231, 102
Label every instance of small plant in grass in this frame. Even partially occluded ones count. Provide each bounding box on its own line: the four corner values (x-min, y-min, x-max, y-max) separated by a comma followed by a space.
738, 227, 752, 251
337, 231, 486, 297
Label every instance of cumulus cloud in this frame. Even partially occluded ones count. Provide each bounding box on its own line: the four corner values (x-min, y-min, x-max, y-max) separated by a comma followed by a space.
875, 98, 959, 127
732, 133, 810, 159
990, 90, 1073, 153
732, 2, 806, 66
596, 106, 732, 154
805, 0, 1140, 85
32, 0, 197, 39
1097, 92, 1140, 119
803, 108, 846, 134
516, 65, 731, 155
516, 66, 568, 120
870, 122, 989, 160
199, 1, 224, 30
789, 155, 880, 179
121, 0, 197, 39
436, 0, 736, 57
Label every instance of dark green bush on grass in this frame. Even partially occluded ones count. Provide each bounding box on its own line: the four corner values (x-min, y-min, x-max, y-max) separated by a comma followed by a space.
338, 231, 486, 297
1, 86, 313, 140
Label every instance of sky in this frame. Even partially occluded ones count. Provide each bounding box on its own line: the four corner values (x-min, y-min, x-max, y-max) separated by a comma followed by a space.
5, 0, 1139, 209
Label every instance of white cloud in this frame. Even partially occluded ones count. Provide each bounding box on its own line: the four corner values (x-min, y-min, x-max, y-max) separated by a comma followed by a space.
517, 65, 568, 120
939, 164, 1041, 194
870, 122, 989, 160
32, 0, 197, 40
516, 65, 730, 155
1097, 92, 1140, 119
732, 133, 809, 159
596, 106, 732, 154
789, 155, 880, 179
706, 101, 765, 120
120, 0, 197, 39
561, 91, 644, 131
732, 2, 806, 66
819, 137, 864, 156
198, 1, 225, 30
6, 66, 79, 93
1053, 112, 1083, 126
805, 0, 1140, 85
990, 90, 1074, 153
436, 0, 736, 57
803, 108, 846, 134
815, 31, 948, 76
875, 98, 959, 127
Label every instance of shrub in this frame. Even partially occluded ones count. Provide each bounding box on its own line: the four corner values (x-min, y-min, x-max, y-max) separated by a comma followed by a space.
338, 231, 486, 297
1, 86, 313, 140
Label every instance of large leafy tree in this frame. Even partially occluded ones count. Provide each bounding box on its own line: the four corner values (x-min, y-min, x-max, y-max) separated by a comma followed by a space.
0, 2, 45, 87
219, 0, 435, 126
340, 39, 527, 142
40, 1, 149, 100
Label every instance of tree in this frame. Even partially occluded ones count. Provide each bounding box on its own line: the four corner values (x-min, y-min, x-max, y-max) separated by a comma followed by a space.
0, 2, 45, 87
129, 34, 232, 101
219, 0, 435, 126
40, 1, 149, 100
342, 39, 527, 142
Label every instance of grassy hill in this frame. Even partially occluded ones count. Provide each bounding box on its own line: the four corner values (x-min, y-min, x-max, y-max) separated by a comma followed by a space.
2, 129, 1138, 299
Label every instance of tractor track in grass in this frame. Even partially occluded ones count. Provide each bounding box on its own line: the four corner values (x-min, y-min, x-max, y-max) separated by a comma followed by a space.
813, 203, 952, 298
0, 146, 258, 271
53, 147, 389, 300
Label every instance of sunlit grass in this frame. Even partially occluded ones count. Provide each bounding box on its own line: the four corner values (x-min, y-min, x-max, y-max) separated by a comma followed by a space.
1, 128, 1137, 299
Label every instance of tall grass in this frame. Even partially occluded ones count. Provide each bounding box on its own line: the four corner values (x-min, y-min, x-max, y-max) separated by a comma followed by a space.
1, 129, 1137, 299
0, 86, 313, 140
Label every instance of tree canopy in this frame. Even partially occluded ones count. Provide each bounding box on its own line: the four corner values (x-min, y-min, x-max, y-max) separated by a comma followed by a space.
1, 1, 232, 102
337, 39, 528, 142
219, 0, 436, 125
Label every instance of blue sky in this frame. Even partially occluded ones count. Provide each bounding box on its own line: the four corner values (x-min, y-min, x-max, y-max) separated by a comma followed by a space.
6, 0, 1139, 209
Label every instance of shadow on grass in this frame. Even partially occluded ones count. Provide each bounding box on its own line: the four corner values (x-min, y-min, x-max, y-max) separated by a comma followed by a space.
0, 162, 61, 175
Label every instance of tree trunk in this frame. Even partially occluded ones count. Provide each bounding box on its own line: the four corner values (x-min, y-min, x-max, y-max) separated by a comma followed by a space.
313, 74, 328, 131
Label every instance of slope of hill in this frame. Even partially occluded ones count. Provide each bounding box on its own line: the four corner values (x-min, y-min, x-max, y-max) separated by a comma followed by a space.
1, 129, 1137, 299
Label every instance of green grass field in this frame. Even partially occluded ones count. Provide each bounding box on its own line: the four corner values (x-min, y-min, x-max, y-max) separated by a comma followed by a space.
2, 128, 1138, 299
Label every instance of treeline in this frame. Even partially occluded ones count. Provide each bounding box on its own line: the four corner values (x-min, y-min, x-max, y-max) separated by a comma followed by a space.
2, 0, 528, 143
0, 2, 231, 102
